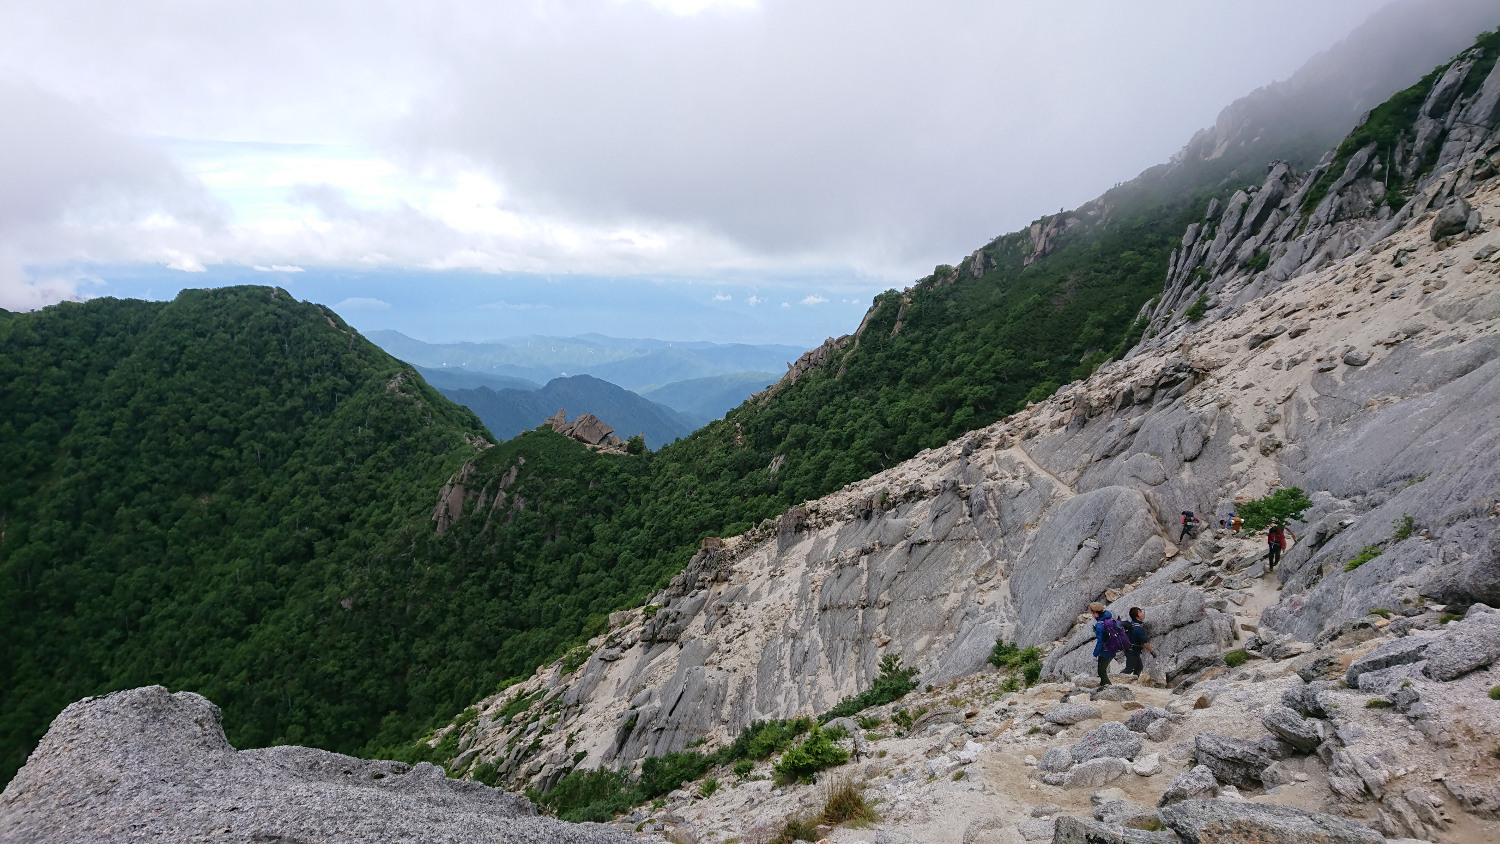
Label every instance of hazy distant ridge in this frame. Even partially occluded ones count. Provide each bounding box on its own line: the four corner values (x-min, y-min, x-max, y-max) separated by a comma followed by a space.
369, 330, 801, 391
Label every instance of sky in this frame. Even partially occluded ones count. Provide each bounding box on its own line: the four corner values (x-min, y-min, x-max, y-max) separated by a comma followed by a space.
0, 0, 1402, 344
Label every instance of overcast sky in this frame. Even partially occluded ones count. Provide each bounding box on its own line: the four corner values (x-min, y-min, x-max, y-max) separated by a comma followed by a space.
0, 0, 1409, 342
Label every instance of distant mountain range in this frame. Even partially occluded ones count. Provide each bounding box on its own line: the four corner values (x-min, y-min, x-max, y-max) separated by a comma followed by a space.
413, 365, 541, 392
638, 371, 777, 421
439, 375, 701, 449
368, 330, 801, 392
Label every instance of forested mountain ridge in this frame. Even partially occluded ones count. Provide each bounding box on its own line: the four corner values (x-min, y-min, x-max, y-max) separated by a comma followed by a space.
0, 287, 493, 785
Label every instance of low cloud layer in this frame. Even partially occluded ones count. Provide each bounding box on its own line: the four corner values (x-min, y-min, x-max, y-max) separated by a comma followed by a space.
0, 0, 1487, 314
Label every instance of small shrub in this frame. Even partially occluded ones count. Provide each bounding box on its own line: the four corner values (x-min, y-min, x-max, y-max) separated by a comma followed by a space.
856, 715, 883, 730
820, 779, 877, 825
1344, 545, 1382, 572
863, 732, 886, 741
1440, 613, 1463, 624
718, 718, 812, 763
560, 645, 594, 675
773, 727, 849, 785
640, 752, 712, 799
733, 758, 755, 778
699, 777, 719, 799
821, 654, 920, 721
891, 708, 914, 732
1023, 662, 1042, 686
1393, 514, 1415, 541
1223, 649, 1249, 668
1368, 608, 1393, 619
1185, 294, 1209, 322
989, 640, 1041, 668
1246, 251, 1270, 272
1488, 686, 1500, 700
1365, 699, 1394, 709
1025, 726, 1041, 736
472, 760, 500, 787
768, 813, 821, 844
822, 724, 849, 742
641, 604, 662, 619
1000, 676, 1020, 694
536, 767, 636, 823
1239, 487, 1313, 532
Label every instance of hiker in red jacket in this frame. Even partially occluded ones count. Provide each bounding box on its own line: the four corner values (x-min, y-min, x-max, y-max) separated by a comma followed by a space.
1267, 524, 1286, 569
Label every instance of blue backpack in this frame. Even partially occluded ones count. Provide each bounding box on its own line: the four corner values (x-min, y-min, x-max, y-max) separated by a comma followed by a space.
1127, 620, 1148, 647
1101, 617, 1131, 654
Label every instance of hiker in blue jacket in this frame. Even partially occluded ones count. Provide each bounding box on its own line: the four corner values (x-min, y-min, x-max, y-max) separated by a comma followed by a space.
1090, 602, 1126, 687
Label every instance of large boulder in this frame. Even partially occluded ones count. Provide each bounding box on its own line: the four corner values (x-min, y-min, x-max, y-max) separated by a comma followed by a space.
0, 687, 630, 844
1157, 765, 1218, 807
1063, 757, 1129, 789
1045, 703, 1102, 725
1344, 636, 1432, 687
1430, 196, 1473, 241
1193, 734, 1271, 789
1039, 746, 1075, 774
1281, 680, 1337, 718
1094, 798, 1160, 829
1422, 612, 1500, 681
1071, 721, 1144, 764
1159, 799, 1383, 844
1260, 706, 1324, 752
1125, 706, 1170, 733
1053, 815, 1179, 844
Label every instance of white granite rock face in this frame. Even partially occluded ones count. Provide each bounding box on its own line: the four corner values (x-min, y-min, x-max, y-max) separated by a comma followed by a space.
0, 686, 630, 844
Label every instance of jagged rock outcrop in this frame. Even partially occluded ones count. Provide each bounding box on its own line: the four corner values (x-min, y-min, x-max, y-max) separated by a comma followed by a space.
1140, 35, 1500, 347
0, 687, 629, 844
545, 408, 628, 450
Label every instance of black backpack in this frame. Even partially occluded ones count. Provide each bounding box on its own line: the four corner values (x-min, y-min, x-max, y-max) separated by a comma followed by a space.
1127, 620, 1148, 647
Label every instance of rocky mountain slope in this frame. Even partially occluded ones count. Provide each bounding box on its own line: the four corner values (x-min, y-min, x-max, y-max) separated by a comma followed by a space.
420, 41, 1500, 843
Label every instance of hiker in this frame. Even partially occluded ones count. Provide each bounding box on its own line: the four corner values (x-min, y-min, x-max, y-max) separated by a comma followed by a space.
1266, 524, 1286, 569
1090, 603, 1130, 687
1123, 607, 1156, 677
1179, 511, 1198, 543
1228, 513, 1243, 533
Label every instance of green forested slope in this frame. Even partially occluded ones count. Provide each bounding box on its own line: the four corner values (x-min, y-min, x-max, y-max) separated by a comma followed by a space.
0, 288, 491, 783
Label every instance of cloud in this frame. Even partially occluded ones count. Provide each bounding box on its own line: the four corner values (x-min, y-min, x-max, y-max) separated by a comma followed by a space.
0, 79, 222, 309
780, 302, 789, 308
479, 299, 549, 310
713, 293, 731, 301
334, 296, 392, 310
254, 264, 304, 272
3, 0, 1493, 312
745, 295, 762, 306
800, 294, 827, 305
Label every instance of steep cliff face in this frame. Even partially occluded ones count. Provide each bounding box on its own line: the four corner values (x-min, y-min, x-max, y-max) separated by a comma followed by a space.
444, 158, 1500, 797
1139, 31, 1500, 345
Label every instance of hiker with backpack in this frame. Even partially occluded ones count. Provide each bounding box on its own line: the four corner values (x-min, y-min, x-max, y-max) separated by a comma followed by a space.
1266, 524, 1286, 569
1123, 607, 1156, 677
1090, 603, 1131, 687
1178, 511, 1198, 543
